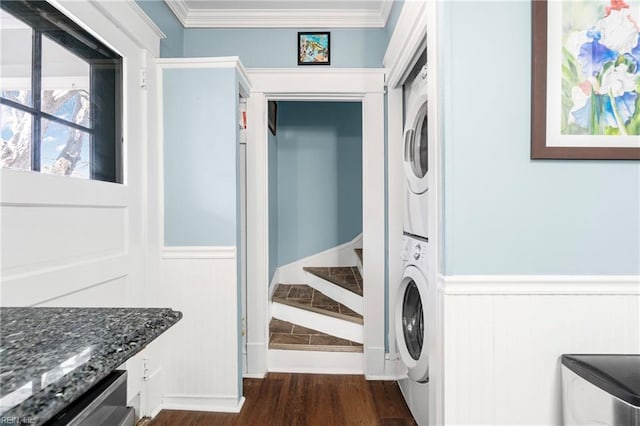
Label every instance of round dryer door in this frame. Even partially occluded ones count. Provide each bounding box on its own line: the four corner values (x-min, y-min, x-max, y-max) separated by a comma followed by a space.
395, 265, 429, 383
403, 95, 428, 195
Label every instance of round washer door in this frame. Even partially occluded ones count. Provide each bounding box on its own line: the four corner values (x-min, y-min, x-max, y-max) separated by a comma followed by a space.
395, 265, 429, 383
403, 99, 428, 195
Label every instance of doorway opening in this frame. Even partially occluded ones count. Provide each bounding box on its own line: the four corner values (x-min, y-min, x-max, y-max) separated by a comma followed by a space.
267, 101, 364, 360
243, 69, 385, 378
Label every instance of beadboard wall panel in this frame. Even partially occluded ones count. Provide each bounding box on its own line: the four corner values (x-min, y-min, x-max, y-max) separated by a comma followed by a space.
157, 250, 242, 411
443, 288, 640, 425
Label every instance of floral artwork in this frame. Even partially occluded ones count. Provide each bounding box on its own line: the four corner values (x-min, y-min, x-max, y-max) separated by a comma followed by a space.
562, 0, 640, 136
298, 32, 330, 65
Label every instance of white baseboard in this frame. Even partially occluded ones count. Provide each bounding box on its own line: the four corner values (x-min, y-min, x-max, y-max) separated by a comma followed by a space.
365, 355, 406, 380
268, 349, 363, 374
162, 395, 245, 413
352, 233, 363, 249
242, 372, 266, 379
271, 301, 364, 343
149, 404, 163, 420
277, 233, 363, 284
246, 341, 268, 377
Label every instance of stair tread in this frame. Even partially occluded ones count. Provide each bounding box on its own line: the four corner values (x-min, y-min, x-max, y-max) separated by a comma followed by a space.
355, 248, 363, 263
303, 266, 363, 297
273, 284, 363, 325
269, 318, 363, 353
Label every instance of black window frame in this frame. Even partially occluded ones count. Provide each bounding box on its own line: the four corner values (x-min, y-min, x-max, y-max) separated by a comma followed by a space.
0, 0, 123, 183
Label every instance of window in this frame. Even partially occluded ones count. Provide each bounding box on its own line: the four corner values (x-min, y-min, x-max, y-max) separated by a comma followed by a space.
0, 1, 122, 183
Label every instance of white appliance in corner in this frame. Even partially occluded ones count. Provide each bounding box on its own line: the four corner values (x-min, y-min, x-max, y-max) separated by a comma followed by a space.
396, 235, 430, 425
402, 52, 429, 239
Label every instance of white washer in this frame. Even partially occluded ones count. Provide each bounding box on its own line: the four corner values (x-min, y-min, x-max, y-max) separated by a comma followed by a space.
403, 59, 429, 239
396, 235, 430, 425
396, 235, 430, 383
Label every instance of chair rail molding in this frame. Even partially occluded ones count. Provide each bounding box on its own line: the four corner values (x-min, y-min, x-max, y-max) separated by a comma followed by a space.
162, 247, 236, 260
442, 274, 640, 295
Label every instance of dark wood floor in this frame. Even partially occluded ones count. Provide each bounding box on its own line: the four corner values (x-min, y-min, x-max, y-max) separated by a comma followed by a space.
151, 373, 417, 426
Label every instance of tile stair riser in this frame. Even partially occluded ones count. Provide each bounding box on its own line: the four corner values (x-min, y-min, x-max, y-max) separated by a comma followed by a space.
305, 273, 363, 315
272, 296, 363, 325
271, 302, 364, 344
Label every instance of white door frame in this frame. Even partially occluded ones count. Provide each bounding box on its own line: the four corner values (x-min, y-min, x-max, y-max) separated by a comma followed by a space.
244, 68, 386, 378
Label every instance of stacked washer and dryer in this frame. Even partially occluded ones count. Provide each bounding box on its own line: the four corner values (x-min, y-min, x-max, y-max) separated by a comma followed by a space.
395, 50, 430, 425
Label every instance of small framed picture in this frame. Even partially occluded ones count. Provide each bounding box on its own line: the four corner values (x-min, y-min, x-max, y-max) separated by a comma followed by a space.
268, 101, 277, 135
298, 32, 330, 65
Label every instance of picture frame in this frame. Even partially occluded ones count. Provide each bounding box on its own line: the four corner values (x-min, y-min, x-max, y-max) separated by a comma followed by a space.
531, 0, 640, 160
298, 32, 330, 66
268, 101, 277, 136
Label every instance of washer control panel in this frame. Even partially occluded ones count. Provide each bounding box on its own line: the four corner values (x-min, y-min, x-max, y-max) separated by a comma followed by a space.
401, 235, 429, 271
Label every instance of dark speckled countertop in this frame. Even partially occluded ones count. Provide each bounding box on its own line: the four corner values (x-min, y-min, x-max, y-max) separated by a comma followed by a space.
0, 307, 182, 425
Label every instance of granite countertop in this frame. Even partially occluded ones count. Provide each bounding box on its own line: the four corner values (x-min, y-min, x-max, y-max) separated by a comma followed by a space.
0, 307, 182, 425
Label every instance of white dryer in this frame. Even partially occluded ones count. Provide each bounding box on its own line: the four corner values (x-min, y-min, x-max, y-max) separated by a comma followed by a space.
403, 55, 429, 239
396, 235, 430, 383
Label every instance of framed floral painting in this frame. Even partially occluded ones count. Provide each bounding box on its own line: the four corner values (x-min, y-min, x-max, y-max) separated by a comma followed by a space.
531, 0, 640, 159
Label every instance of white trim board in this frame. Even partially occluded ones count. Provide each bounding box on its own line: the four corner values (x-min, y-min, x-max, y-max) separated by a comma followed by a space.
247, 69, 384, 95
50, 0, 163, 57
442, 275, 640, 295
162, 395, 245, 413
268, 350, 364, 375
157, 57, 252, 98
383, 1, 427, 89
164, 0, 392, 28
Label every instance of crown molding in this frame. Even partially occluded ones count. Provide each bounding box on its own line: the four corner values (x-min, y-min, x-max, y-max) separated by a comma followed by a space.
164, 0, 392, 28
164, 0, 190, 26
379, 0, 393, 27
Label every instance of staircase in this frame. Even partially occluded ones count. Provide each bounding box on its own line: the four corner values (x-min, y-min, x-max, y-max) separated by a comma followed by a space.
269, 248, 364, 355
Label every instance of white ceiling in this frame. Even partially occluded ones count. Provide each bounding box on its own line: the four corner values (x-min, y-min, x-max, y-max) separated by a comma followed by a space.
164, 0, 393, 28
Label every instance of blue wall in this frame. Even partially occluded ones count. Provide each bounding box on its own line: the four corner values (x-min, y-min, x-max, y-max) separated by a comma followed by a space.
135, 0, 405, 66
183, 29, 387, 68
443, 1, 640, 275
163, 68, 238, 246
135, 0, 184, 57
270, 102, 363, 271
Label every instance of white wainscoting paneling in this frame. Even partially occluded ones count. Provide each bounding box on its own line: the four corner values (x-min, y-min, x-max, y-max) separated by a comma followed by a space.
158, 246, 241, 412
35, 277, 127, 307
1, 205, 126, 274
441, 275, 640, 426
